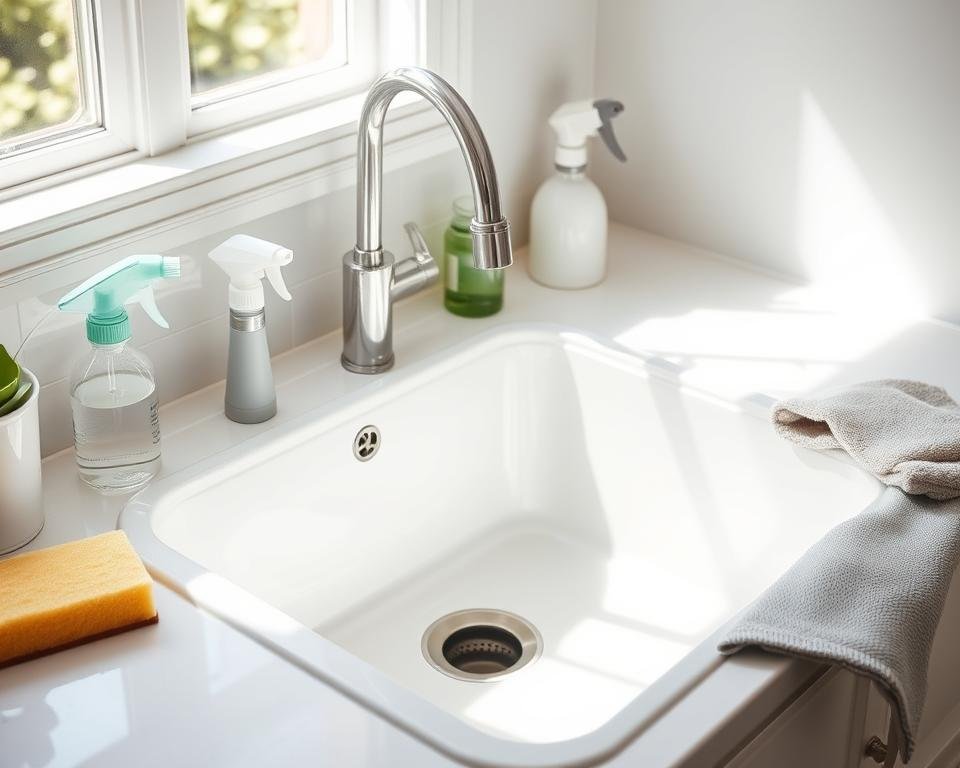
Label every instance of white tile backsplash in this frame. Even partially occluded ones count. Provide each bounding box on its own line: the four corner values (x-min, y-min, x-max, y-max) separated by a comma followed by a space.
0, 305, 21, 356
11, 151, 467, 457
37, 378, 72, 458
141, 314, 230, 406
291, 270, 342, 348
272, 190, 356, 287
264, 288, 294, 356
17, 299, 84, 385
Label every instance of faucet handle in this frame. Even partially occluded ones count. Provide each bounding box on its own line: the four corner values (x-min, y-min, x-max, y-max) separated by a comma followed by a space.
392, 222, 440, 302
404, 222, 432, 264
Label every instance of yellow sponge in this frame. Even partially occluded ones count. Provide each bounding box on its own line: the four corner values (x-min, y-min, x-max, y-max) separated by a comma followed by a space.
0, 530, 157, 667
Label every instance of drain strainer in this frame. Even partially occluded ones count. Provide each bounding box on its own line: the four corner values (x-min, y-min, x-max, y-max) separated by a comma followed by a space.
422, 609, 542, 682
353, 425, 380, 461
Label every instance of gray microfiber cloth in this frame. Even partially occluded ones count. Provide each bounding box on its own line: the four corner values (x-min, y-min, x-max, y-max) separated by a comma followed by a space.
772, 380, 960, 501
718, 380, 960, 762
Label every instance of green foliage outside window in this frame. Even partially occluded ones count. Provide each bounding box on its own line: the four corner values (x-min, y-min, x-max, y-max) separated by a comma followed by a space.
187, 0, 314, 95
0, 0, 81, 144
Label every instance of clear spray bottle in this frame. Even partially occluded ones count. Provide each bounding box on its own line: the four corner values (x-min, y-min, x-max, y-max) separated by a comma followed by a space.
58, 255, 181, 494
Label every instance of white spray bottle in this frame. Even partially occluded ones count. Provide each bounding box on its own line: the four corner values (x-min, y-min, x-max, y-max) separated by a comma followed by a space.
529, 99, 626, 289
209, 235, 293, 424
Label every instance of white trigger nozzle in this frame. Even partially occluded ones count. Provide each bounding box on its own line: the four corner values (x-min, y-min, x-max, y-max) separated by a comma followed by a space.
549, 97, 626, 169
209, 235, 294, 312
134, 286, 169, 329
265, 265, 291, 301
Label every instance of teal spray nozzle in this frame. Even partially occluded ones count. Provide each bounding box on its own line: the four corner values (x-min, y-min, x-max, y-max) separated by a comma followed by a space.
58, 255, 181, 344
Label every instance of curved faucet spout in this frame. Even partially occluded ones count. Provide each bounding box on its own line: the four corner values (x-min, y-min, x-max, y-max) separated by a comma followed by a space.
342, 67, 512, 375
355, 67, 513, 270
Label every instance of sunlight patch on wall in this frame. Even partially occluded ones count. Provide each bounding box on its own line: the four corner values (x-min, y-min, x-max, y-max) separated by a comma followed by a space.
796, 92, 925, 319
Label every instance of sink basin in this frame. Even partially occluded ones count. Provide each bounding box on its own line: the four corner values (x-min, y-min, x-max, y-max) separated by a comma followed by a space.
122, 325, 879, 766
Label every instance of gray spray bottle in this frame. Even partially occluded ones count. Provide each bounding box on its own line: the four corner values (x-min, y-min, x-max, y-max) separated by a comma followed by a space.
209, 235, 293, 423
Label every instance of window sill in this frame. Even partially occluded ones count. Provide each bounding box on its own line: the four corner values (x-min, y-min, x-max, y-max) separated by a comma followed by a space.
0, 91, 457, 297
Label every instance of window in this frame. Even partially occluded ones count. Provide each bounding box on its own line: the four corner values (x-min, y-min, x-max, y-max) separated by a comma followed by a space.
0, 0, 94, 148
0, 0, 135, 190
185, 0, 376, 135
0, 0, 420, 194
0, 0, 467, 275
187, 0, 341, 96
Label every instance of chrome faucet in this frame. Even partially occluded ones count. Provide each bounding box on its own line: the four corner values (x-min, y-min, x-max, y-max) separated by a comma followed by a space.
341, 67, 513, 374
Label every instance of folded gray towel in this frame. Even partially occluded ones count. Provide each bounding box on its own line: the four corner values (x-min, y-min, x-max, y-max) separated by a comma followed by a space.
719, 380, 960, 762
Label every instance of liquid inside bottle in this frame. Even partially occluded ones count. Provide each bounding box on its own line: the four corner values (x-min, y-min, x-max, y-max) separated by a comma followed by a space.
70, 346, 161, 494
444, 196, 504, 317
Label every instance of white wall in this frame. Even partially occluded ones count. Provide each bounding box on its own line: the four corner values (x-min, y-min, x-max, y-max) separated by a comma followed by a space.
470, 0, 599, 246
593, 0, 960, 322
1, 0, 599, 456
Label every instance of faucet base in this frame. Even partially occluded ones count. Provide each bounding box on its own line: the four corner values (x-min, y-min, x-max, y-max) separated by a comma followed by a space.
341, 250, 395, 374
341, 354, 394, 375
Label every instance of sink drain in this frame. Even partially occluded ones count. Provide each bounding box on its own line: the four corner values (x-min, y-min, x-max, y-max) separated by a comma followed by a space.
422, 609, 542, 682
353, 425, 380, 461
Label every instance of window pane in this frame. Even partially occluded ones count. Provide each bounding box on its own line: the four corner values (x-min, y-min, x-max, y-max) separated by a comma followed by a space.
187, 0, 340, 98
0, 0, 94, 152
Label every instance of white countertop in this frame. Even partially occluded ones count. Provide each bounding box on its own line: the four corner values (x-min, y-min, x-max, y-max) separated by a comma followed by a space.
4, 223, 960, 768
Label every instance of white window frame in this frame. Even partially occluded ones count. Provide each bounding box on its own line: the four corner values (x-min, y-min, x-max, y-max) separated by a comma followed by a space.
0, 0, 471, 290
136, 0, 381, 151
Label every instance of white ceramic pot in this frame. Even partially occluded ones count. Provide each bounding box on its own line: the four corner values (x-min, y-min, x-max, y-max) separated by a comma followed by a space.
0, 367, 43, 555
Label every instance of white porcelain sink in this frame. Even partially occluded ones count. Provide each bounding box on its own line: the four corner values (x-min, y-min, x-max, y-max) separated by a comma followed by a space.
122, 325, 879, 767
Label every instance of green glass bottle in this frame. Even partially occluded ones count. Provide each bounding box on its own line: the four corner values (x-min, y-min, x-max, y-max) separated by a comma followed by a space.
444, 196, 504, 317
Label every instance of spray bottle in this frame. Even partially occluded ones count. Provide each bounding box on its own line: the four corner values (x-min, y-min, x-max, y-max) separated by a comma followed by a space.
58, 255, 181, 493
529, 99, 627, 289
209, 235, 293, 424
